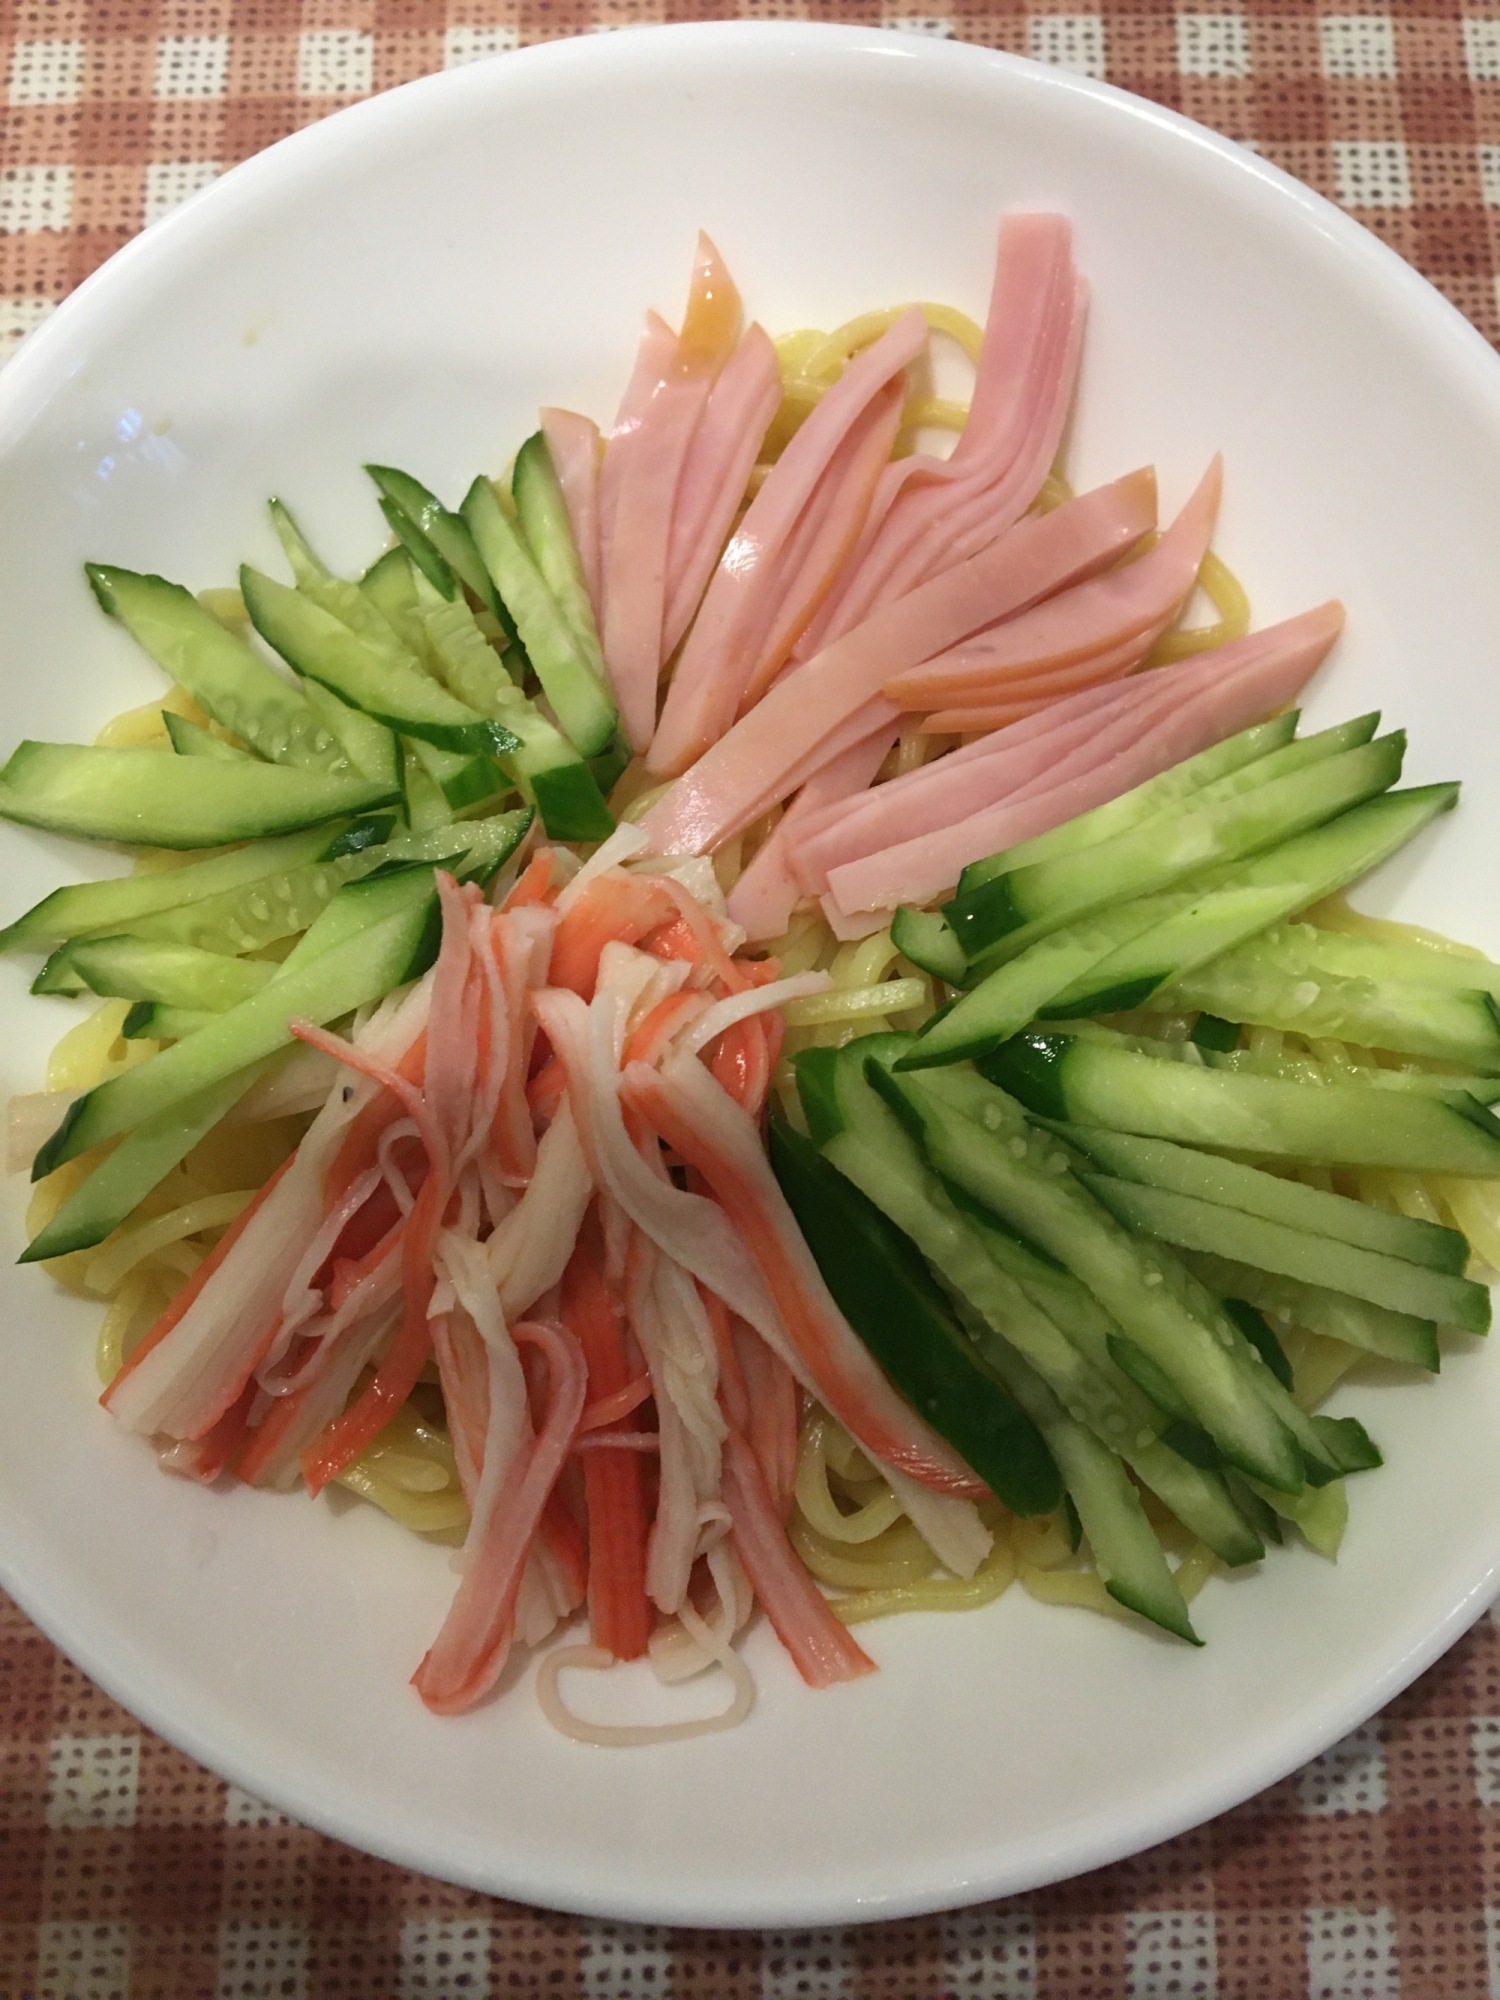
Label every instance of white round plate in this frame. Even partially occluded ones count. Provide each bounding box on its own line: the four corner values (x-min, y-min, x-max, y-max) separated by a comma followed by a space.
2, 21, 1499, 1930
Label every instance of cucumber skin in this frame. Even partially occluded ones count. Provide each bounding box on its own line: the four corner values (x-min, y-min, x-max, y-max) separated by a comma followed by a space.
0, 742, 401, 849
989, 1029, 1500, 1177
32, 870, 444, 1182
768, 1117, 1063, 1518
951, 712, 1303, 905
1181, 1249, 1441, 1371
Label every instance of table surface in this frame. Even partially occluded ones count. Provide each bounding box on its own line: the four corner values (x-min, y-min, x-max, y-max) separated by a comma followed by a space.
5, 5, 1500, 1997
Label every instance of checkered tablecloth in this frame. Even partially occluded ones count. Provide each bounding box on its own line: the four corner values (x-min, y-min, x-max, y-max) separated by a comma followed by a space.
6, 5, 1500, 1996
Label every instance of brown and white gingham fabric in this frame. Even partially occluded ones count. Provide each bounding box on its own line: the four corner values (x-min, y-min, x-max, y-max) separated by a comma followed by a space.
5, 5, 1500, 1994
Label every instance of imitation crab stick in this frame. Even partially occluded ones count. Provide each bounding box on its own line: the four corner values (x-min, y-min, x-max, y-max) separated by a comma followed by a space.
648, 308, 929, 779
638, 467, 1159, 858
619, 1051, 987, 1498
413, 1315, 589, 1715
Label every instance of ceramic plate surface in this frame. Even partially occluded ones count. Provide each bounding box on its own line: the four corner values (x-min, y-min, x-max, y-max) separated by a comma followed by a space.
3, 21, 1500, 1928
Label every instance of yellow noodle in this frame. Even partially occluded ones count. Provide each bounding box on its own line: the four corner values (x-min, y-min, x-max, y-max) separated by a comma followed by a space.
1303, 894, 1487, 958
83, 1191, 253, 1297
789, 1515, 937, 1591
794, 1409, 902, 1542
833, 1530, 1017, 1625
94, 1270, 154, 1386
780, 978, 926, 1028
1145, 549, 1251, 666
334, 1404, 469, 1538
46, 999, 157, 1092
92, 683, 207, 750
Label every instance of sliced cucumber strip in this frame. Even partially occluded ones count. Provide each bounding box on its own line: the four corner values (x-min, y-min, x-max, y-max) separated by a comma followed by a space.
953, 719, 1396, 961
22, 1065, 270, 1263
868, 1051, 1310, 1493
163, 714, 255, 763
511, 431, 607, 678
87, 565, 350, 773
890, 906, 968, 984
1051, 1123, 1469, 1273
987, 1029, 1500, 1177
1180, 1250, 1441, 1371
951, 712, 1302, 907
768, 1116, 1062, 1518
0, 821, 373, 955
0, 742, 400, 849
66, 936, 277, 1010
1041, 786, 1459, 1018
462, 475, 618, 757
241, 566, 516, 758
799, 1038, 1263, 1567
1080, 1172, 1490, 1332
122, 1002, 220, 1041
297, 678, 402, 792
32, 864, 446, 1181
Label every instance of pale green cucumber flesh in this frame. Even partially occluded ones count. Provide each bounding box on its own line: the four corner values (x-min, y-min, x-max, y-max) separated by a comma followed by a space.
86, 564, 350, 774
66, 936, 276, 1010
988, 1031, 1500, 1177
0, 742, 399, 849
890, 906, 968, 984
1081, 1172, 1490, 1331
869, 1056, 1308, 1493
0, 821, 368, 954
952, 718, 1392, 958
33, 874, 444, 1177
951, 712, 1303, 908
462, 477, 617, 757
1051, 1122, 1469, 1272
164, 714, 255, 763
22, 1065, 265, 1262
1180, 1250, 1441, 1371
241, 566, 515, 758
511, 431, 607, 677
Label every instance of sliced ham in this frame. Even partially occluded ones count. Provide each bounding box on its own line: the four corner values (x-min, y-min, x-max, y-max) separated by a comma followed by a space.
540, 409, 603, 613
820, 601, 1345, 918
638, 467, 1159, 857
661, 324, 783, 658
797, 215, 1083, 658
885, 456, 1223, 708
599, 237, 744, 751
647, 308, 929, 778
727, 721, 897, 940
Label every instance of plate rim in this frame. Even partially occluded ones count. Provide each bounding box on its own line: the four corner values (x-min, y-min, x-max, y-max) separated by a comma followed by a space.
3, 17, 1500, 1927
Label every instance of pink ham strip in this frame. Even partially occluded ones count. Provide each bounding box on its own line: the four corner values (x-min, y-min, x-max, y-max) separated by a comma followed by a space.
789, 671, 1159, 895
722, 1428, 875, 1687
661, 324, 783, 658
821, 602, 1345, 918
727, 722, 896, 941
646, 309, 930, 779
886, 457, 1223, 706
601, 236, 745, 750
734, 379, 906, 716
638, 467, 1159, 857
917, 615, 1179, 732
412, 1316, 588, 1715
797, 215, 1081, 659
595, 311, 676, 564
540, 409, 603, 614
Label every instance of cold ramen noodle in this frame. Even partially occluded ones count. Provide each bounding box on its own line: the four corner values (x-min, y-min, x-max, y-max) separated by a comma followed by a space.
6, 218, 1500, 1739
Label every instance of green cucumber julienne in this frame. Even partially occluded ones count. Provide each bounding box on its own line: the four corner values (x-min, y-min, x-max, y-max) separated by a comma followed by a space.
951, 717, 1395, 962
240, 565, 518, 759
86, 564, 352, 774
797, 1037, 1265, 1584
767, 1115, 1062, 1519
30, 861, 448, 1194
863, 1046, 1319, 1494
987, 1029, 1500, 1177
904, 784, 1460, 1068
0, 742, 400, 849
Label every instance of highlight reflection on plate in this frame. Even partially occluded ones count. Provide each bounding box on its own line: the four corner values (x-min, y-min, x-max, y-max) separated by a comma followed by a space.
2, 22, 1499, 1927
